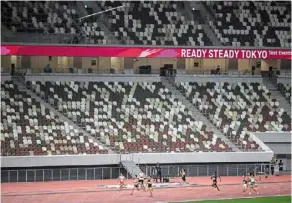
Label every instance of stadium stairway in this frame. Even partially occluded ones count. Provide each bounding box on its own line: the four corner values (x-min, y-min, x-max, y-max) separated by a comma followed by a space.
188, 1, 221, 46
160, 77, 241, 152
80, 1, 118, 44
263, 78, 291, 116
121, 160, 143, 178
15, 81, 114, 154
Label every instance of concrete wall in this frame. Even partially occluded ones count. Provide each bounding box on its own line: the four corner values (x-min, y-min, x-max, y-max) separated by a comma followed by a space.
1, 75, 11, 83
202, 58, 227, 72
111, 57, 124, 73
30, 56, 58, 73
238, 59, 251, 73
185, 58, 201, 74
277, 76, 291, 85
81, 57, 98, 73
25, 75, 161, 82
266, 144, 291, 154
254, 132, 291, 155
184, 58, 228, 74
175, 75, 263, 84
24, 75, 264, 84
261, 59, 280, 71
254, 132, 291, 143
1, 151, 273, 168
1, 56, 11, 73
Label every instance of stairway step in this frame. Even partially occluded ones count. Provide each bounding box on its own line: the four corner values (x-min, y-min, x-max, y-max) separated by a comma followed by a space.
121, 160, 142, 177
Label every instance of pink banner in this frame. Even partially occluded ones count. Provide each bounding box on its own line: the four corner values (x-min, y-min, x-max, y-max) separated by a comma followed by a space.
1, 45, 291, 59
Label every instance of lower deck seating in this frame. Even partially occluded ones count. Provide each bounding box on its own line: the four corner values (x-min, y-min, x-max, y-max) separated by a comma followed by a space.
26, 81, 232, 153
1, 81, 107, 156
177, 82, 292, 150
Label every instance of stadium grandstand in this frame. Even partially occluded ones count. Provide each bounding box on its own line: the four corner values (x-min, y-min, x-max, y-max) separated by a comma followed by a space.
1, 1, 291, 203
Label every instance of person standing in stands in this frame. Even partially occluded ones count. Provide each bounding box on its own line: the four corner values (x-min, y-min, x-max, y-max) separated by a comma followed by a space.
155, 162, 162, 183
279, 160, 283, 171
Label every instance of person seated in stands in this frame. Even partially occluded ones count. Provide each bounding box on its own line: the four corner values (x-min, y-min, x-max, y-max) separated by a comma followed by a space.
43, 63, 52, 73
210, 68, 216, 75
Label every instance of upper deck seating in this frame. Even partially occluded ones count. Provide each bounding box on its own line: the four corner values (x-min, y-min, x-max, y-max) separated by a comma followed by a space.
206, 1, 291, 47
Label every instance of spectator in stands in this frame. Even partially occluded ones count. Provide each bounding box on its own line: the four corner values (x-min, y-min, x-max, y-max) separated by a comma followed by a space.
210, 67, 216, 75
216, 65, 221, 75
11, 64, 15, 76
279, 160, 283, 171
43, 63, 52, 73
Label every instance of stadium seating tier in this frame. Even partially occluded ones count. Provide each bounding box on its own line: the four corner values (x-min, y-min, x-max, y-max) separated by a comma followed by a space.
25, 81, 232, 153
206, 1, 291, 47
177, 82, 291, 150
1, 1, 290, 47
1, 81, 108, 156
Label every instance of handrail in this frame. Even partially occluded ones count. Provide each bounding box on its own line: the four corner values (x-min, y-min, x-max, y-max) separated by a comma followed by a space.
8, 67, 291, 78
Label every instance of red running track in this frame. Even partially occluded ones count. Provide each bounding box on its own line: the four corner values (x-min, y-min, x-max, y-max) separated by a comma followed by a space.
2, 175, 291, 203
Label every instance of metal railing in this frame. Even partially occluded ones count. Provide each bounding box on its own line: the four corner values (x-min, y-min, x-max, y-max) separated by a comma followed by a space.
143, 163, 280, 178
1, 166, 130, 183
2, 163, 282, 183
2, 33, 291, 50
5, 67, 289, 77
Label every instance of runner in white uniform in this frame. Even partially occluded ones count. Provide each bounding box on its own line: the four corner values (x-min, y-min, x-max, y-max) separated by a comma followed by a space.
138, 172, 145, 190
119, 173, 125, 193
248, 174, 259, 195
